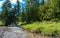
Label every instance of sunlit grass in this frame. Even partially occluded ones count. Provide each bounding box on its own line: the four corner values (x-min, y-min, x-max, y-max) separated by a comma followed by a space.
21, 21, 60, 37
0, 21, 3, 25
0, 21, 4, 26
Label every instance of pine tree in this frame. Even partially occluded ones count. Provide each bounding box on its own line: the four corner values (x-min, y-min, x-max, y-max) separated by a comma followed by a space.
15, 0, 20, 16
25, 0, 40, 23
2, 0, 12, 26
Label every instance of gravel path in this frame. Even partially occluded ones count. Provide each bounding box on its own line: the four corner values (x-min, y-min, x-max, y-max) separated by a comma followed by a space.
0, 26, 27, 38
0, 26, 59, 38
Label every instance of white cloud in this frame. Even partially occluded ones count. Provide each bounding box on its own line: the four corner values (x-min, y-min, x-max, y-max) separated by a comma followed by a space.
0, 1, 4, 6
10, 0, 24, 4
19, 0, 23, 2
0, 0, 25, 9
10, 0, 17, 4
0, 0, 24, 5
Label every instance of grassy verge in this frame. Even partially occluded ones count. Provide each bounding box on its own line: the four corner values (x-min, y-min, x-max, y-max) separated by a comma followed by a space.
0, 21, 3, 26
0, 21, 4, 26
21, 21, 60, 37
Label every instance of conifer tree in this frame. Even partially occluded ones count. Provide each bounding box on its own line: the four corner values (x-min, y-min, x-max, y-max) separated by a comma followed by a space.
2, 0, 12, 26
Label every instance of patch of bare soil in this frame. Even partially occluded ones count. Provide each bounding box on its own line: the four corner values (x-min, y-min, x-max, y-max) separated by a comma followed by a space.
27, 32, 59, 38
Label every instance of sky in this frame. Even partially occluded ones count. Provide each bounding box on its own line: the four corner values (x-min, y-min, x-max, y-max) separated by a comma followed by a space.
0, 0, 42, 11
0, 0, 25, 11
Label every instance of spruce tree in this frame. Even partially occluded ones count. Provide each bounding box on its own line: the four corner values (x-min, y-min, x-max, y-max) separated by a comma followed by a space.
15, 0, 20, 16
2, 0, 12, 26
26, 0, 39, 23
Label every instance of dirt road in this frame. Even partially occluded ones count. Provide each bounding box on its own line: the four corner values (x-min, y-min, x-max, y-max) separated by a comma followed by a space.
0, 26, 27, 38
0, 26, 59, 38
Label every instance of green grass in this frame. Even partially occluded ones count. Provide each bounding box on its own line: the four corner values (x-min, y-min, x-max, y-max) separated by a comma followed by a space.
17, 22, 26, 25
0, 21, 3, 25
21, 21, 60, 37
0, 21, 4, 26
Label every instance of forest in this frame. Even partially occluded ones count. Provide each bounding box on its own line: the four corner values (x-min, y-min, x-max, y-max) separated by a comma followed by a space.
0, 0, 60, 37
